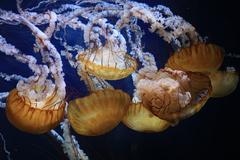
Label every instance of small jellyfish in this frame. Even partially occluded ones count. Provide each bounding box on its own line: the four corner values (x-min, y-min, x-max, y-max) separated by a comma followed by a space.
77, 43, 137, 80
6, 89, 65, 134
208, 70, 239, 98
166, 43, 224, 73
67, 89, 130, 136
122, 103, 170, 133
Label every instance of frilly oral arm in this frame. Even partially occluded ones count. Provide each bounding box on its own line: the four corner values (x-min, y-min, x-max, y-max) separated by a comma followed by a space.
61, 119, 89, 160
19, 16, 66, 99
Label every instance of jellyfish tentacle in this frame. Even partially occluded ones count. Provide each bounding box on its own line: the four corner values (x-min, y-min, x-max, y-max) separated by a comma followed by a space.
77, 65, 112, 92
20, 16, 66, 99
0, 92, 9, 108
0, 35, 43, 76
60, 119, 89, 160
0, 132, 11, 160
44, 11, 58, 38
116, 2, 200, 47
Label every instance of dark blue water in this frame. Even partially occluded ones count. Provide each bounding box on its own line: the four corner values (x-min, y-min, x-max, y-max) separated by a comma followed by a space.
0, 0, 239, 160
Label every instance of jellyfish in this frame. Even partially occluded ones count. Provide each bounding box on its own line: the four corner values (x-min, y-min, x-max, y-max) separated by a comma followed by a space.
77, 42, 137, 80
166, 43, 224, 73
122, 103, 170, 133
6, 88, 65, 134
67, 88, 130, 136
136, 67, 212, 122
208, 68, 239, 98
0, 18, 67, 134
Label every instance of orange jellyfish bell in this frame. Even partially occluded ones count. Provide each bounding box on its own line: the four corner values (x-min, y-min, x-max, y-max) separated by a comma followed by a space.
67, 89, 130, 136
6, 89, 65, 134
122, 103, 170, 133
77, 43, 137, 80
166, 43, 224, 73
208, 70, 239, 98
137, 68, 212, 122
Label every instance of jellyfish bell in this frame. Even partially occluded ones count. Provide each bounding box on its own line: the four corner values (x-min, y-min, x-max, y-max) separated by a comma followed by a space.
76, 43, 137, 80
6, 88, 65, 134
122, 103, 170, 133
136, 68, 212, 122
67, 89, 130, 136
166, 43, 224, 73
208, 69, 239, 98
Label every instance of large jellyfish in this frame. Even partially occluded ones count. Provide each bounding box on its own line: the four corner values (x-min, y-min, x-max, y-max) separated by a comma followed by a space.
135, 67, 212, 122
6, 88, 65, 134
0, 31, 66, 134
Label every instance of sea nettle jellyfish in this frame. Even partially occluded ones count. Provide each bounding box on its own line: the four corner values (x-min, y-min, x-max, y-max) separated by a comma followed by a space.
122, 103, 170, 133
67, 89, 130, 136
136, 67, 212, 122
6, 85, 65, 134
77, 42, 137, 80
166, 43, 224, 72
67, 69, 131, 136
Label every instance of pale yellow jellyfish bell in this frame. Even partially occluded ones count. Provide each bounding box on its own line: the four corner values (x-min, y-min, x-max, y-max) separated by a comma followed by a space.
208, 70, 239, 98
67, 89, 131, 136
76, 43, 137, 80
122, 103, 170, 133
6, 88, 65, 134
166, 43, 224, 73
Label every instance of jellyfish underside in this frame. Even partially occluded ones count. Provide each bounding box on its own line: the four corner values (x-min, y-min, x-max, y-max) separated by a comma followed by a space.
67, 89, 130, 136
6, 89, 65, 134
77, 44, 137, 80
137, 68, 212, 122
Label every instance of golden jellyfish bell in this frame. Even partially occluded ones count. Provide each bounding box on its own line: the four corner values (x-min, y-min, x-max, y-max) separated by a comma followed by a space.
6, 89, 65, 134
77, 44, 137, 80
67, 89, 130, 136
166, 43, 224, 73
209, 70, 239, 98
122, 103, 170, 133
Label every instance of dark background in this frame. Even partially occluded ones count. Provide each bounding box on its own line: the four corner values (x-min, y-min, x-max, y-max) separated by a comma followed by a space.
0, 0, 240, 160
